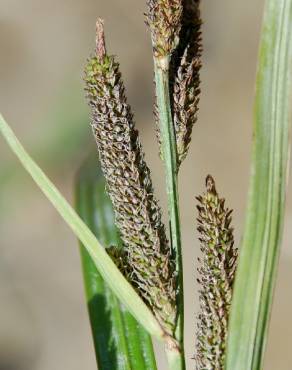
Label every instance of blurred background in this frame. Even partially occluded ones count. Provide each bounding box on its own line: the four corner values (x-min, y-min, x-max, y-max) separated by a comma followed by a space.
1, 0, 291, 369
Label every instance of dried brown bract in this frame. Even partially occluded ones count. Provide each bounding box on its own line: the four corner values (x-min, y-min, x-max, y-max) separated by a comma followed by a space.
195, 175, 238, 369
84, 20, 176, 334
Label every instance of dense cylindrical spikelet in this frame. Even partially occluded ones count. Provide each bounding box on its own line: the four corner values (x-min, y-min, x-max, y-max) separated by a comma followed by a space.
84, 20, 176, 334
171, 0, 202, 165
195, 175, 238, 369
154, 0, 202, 165
146, 0, 183, 57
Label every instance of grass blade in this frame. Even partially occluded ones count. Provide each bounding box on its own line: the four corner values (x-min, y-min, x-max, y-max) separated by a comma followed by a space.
226, 1, 292, 369
76, 157, 157, 370
0, 113, 164, 340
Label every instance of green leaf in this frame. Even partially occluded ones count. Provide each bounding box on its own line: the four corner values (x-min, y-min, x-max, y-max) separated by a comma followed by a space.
76, 157, 157, 370
0, 113, 164, 340
226, 1, 292, 369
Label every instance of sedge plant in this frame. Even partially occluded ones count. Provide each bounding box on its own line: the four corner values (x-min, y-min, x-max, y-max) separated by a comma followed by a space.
1, 0, 292, 369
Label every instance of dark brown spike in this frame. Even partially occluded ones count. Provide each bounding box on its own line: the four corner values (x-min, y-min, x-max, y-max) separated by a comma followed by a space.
84, 26, 176, 335
195, 176, 238, 369
171, 0, 203, 165
146, 0, 183, 57
153, 1, 202, 165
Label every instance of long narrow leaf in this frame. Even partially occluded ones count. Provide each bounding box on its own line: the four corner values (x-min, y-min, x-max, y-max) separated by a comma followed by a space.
226, 1, 292, 369
76, 157, 157, 370
0, 113, 163, 340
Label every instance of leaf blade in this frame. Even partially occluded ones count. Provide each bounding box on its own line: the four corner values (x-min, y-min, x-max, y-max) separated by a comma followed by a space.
226, 1, 292, 369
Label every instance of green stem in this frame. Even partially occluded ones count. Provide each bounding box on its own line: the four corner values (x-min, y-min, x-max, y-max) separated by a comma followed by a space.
165, 347, 186, 370
154, 56, 185, 367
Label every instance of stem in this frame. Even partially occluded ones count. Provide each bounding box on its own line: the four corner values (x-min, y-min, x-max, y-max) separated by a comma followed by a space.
154, 56, 185, 366
166, 347, 186, 370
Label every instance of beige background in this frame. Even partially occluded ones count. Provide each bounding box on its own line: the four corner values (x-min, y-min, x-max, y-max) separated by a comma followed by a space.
1, 0, 291, 369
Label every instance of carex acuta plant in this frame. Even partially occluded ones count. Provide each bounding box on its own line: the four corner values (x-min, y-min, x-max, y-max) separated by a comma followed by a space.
1, 0, 291, 370
84, 1, 233, 369
195, 176, 238, 369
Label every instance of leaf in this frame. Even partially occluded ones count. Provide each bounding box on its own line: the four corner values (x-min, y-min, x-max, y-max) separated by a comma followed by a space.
75, 157, 157, 370
0, 113, 163, 340
226, 1, 292, 369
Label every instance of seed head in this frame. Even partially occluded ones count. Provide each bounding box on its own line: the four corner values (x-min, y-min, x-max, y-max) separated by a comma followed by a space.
155, 0, 202, 166
195, 175, 238, 369
146, 0, 183, 57
84, 20, 176, 334
171, 0, 202, 165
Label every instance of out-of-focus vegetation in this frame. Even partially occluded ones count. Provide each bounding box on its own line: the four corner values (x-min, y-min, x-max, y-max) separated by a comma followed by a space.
0, 86, 89, 212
